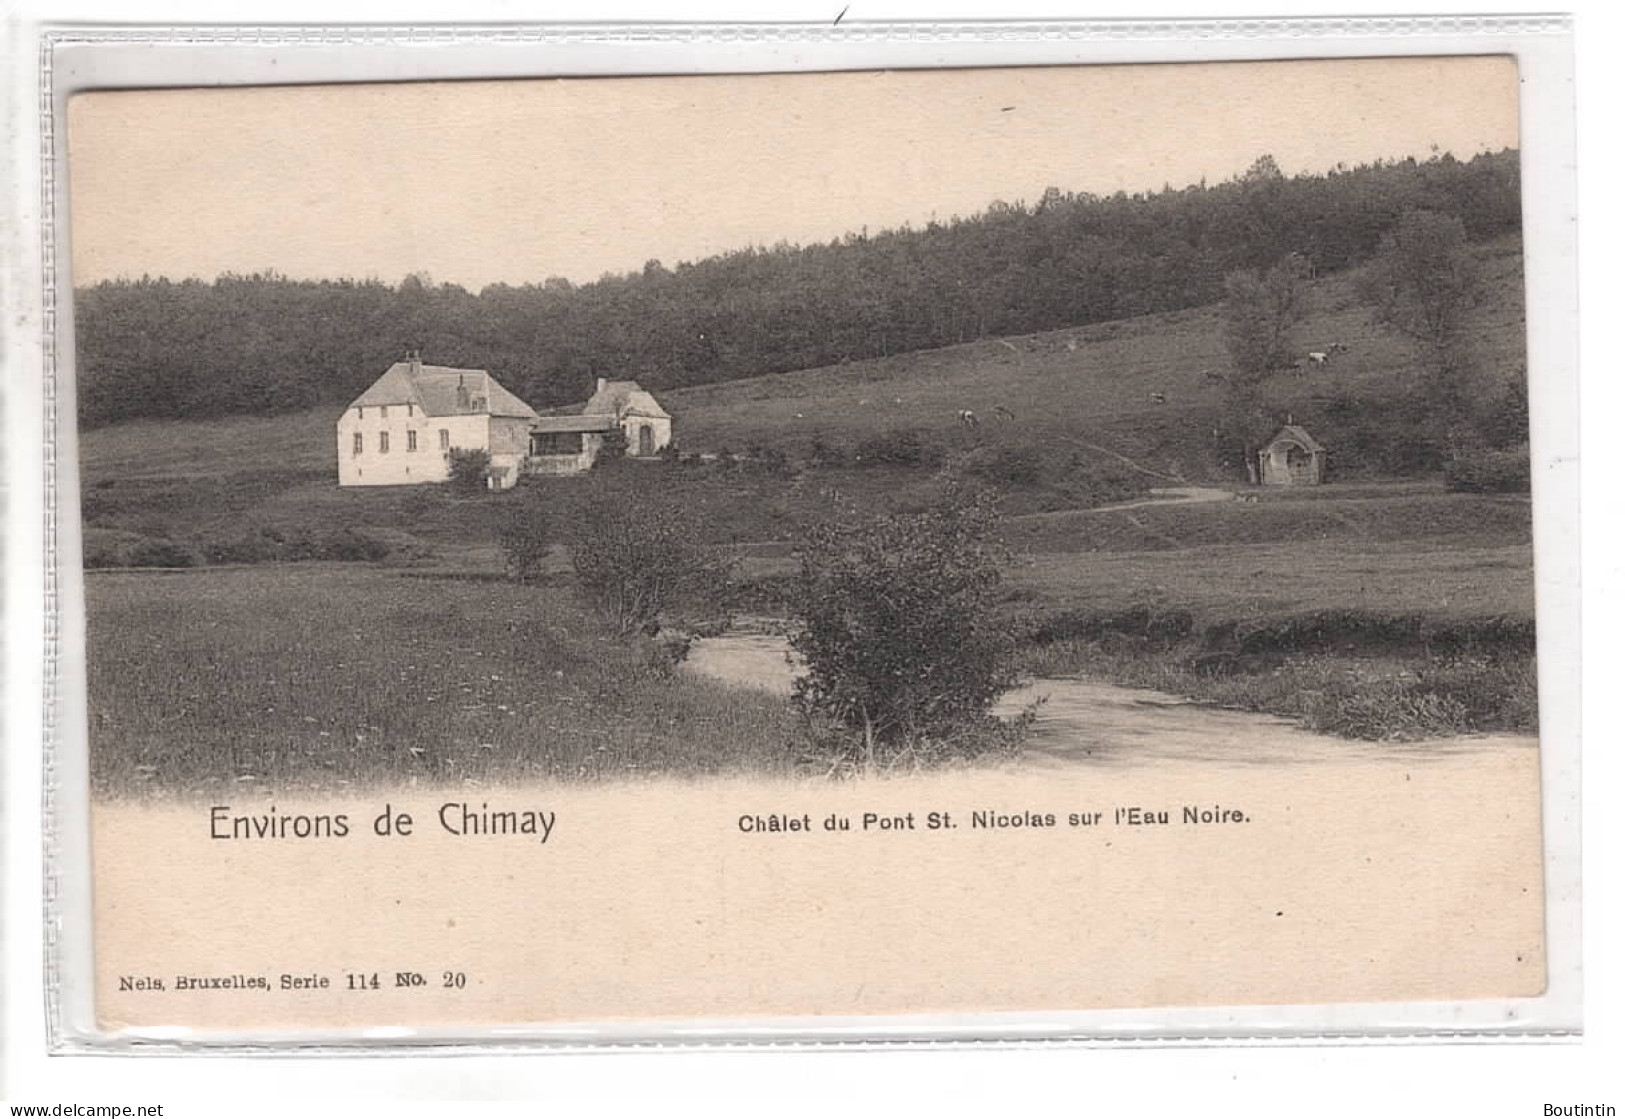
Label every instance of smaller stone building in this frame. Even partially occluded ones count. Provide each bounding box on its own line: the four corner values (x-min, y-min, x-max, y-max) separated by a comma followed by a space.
526, 378, 674, 475
1257, 424, 1327, 486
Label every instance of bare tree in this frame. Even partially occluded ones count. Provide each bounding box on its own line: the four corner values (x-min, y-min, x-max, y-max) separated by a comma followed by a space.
1215, 253, 1311, 482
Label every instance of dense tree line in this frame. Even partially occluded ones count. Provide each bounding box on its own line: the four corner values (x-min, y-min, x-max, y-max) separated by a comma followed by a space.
75, 150, 1520, 428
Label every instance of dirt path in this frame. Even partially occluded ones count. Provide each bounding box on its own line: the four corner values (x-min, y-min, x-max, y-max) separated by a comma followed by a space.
1054, 436, 1188, 484
1085, 485, 1236, 514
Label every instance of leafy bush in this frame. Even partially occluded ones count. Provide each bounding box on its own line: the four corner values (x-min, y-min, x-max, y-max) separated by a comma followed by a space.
853, 427, 942, 468
1476, 374, 1531, 448
592, 428, 630, 469
498, 489, 552, 583
1312, 389, 1452, 477
446, 447, 492, 494
1027, 605, 1194, 650
788, 488, 1018, 765
744, 441, 793, 476
195, 526, 395, 565
963, 443, 1046, 488
806, 435, 846, 469
572, 484, 735, 637
1303, 683, 1472, 741
320, 527, 394, 562
84, 529, 202, 569
1445, 444, 1530, 493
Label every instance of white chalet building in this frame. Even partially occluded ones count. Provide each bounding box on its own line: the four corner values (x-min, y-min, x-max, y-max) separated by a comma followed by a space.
337, 358, 674, 489
337, 356, 539, 489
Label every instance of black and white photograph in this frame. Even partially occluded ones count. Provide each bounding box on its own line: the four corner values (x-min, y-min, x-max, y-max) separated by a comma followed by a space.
62, 56, 1554, 1033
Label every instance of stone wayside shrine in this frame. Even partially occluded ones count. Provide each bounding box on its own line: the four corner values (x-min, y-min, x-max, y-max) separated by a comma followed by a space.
1257, 423, 1327, 487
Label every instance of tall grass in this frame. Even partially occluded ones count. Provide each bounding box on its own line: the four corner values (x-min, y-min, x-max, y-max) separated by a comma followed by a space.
1017, 638, 1537, 742
87, 567, 804, 799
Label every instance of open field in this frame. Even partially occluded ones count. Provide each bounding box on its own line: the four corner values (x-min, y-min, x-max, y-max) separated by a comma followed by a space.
1008, 540, 1534, 621
87, 566, 804, 798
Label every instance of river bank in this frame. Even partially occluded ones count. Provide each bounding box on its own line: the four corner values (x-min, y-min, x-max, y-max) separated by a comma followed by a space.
683, 632, 1538, 766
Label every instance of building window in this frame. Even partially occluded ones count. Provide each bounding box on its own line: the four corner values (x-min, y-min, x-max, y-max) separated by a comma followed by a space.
379, 432, 389, 454
439, 429, 450, 450
352, 432, 363, 455
380, 405, 389, 419
407, 403, 414, 417
407, 430, 418, 452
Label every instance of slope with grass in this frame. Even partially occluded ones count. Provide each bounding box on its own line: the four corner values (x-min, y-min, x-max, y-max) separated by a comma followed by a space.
77, 234, 1527, 542
88, 566, 804, 797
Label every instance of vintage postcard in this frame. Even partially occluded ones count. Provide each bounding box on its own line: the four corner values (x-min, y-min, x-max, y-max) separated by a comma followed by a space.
65, 55, 1553, 1039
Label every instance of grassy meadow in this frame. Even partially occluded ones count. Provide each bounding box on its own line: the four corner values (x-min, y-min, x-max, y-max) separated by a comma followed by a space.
87, 566, 805, 798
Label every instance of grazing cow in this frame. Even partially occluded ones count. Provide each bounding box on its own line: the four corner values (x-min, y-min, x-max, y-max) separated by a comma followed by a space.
1327, 342, 1349, 354
1307, 352, 1328, 366
993, 405, 1016, 422
958, 409, 980, 428
1149, 392, 1167, 405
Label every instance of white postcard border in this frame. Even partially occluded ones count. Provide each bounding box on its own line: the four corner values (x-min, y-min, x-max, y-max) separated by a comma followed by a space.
31, 17, 1582, 1050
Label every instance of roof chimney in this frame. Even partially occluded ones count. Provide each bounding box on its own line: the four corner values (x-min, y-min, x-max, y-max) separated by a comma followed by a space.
596, 377, 607, 395
408, 349, 422, 374
456, 372, 470, 412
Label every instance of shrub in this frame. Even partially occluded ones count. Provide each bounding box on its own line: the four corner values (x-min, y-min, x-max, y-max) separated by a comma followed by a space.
498, 489, 552, 583
319, 527, 394, 562
788, 488, 1018, 765
806, 435, 846, 469
1303, 683, 1472, 741
193, 525, 399, 565
853, 427, 942, 468
572, 484, 735, 637
1476, 373, 1531, 448
446, 447, 492, 494
593, 428, 630, 470
1445, 444, 1530, 493
1027, 606, 1193, 650
744, 441, 793, 476
84, 529, 202, 569
963, 443, 1045, 488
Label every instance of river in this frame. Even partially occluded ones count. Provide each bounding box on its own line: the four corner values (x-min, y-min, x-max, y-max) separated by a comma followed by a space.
683, 632, 1537, 768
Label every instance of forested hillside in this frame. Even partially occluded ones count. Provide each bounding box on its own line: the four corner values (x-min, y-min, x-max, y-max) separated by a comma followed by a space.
74, 150, 1520, 428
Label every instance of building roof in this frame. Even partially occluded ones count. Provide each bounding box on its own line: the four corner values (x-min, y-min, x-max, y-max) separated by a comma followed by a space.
1265, 424, 1326, 453
531, 414, 621, 434
583, 379, 671, 420
345, 361, 539, 420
